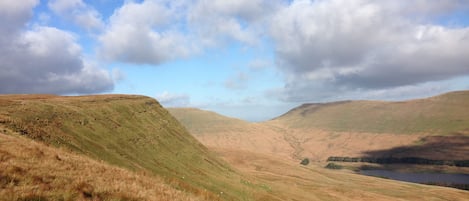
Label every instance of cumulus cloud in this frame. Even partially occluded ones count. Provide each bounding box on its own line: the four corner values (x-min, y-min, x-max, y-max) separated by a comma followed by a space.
270, 0, 469, 102
98, 0, 282, 65
0, 0, 38, 37
48, 0, 104, 31
98, 0, 197, 64
156, 91, 191, 107
0, 1, 113, 94
187, 0, 281, 46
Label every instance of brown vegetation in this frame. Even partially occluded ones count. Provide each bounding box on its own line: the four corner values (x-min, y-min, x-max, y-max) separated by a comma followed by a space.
0, 133, 201, 201
1, 92, 468, 200
214, 148, 469, 201
170, 91, 469, 162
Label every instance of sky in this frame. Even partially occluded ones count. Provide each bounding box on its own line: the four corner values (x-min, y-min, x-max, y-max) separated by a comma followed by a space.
1, 0, 469, 122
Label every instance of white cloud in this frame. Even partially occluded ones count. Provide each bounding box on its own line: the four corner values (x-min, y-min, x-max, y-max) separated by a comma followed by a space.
98, 0, 282, 65
48, 0, 84, 12
0, 0, 39, 37
48, 0, 104, 31
269, 0, 469, 102
187, 0, 281, 46
98, 0, 197, 64
0, 1, 113, 94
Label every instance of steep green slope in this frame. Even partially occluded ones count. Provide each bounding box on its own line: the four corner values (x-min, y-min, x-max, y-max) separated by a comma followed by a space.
0, 95, 270, 201
273, 91, 469, 134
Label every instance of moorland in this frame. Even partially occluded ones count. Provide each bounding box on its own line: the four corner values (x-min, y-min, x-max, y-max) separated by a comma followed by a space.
0, 91, 468, 200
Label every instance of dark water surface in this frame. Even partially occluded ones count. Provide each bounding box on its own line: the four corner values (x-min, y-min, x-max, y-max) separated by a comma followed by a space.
359, 170, 469, 184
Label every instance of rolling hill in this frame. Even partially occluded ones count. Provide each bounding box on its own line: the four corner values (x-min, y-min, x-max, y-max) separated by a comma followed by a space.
168, 108, 294, 158
169, 91, 469, 161
273, 90, 469, 134
1, 94, 468, 200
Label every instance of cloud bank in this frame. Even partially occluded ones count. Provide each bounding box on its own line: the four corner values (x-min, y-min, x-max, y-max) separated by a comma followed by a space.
269, 0, 469, 101
99, 0, 469, 102
0, 0, 113, 94
48, 0, 104, 31
2, 0, 469, 103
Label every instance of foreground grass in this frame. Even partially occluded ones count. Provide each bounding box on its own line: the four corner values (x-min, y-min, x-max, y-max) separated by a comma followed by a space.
0, 133, 200, 201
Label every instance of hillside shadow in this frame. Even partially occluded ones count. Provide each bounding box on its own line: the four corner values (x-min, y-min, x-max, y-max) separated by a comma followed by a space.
362, 135, 469, 161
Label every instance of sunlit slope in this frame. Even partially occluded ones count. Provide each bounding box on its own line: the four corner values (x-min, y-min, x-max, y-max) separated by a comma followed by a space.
0, 133, 200, 201
273, 91, 469, 134
0, 95, 271, 200
168, 108, 424, 160
170, 91, 469, 161
168, 108, 294, 157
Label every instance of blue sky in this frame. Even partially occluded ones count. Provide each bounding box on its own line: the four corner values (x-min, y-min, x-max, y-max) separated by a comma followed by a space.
1, 0, 469, 121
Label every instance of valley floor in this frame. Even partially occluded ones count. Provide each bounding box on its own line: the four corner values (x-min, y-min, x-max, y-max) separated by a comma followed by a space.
212, 148, 469, 201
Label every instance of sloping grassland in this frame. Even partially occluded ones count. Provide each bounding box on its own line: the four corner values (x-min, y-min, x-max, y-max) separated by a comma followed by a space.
0, 95, 275, 201
274, 91, 469, 134
170, 91, 469, 161
0, 133, 201, 201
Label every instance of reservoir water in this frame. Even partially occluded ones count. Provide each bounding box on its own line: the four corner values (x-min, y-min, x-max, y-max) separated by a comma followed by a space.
359, 170, 469, 184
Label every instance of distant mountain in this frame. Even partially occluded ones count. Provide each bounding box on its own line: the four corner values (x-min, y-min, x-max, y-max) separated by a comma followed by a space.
273, 90, 469, 135
1, 94, 468, 200
170, 91, 469, 161
168, 108, 294, 158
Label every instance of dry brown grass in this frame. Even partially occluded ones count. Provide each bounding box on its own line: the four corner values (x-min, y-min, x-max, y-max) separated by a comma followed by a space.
169, 108, 429, 161
0, 133, 203, 201
170, 91, 469, 162
214, 148, 469, 201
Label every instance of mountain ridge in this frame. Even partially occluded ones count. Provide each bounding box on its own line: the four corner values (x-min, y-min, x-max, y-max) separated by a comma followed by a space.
1, 93, 468, 200
170, 90, 469, 161
273, 90, 469, 134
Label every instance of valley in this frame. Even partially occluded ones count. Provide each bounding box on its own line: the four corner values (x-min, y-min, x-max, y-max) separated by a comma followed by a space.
0, 92, 468, 200
169, 91, 469, 162
169, 91, 469, 193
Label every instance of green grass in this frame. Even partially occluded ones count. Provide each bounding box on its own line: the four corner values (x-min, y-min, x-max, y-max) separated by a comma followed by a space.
274, 90, 469, 134
0, 95, 272, 201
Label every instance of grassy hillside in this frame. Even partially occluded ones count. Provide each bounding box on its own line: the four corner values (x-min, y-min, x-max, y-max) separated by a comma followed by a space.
273, 91, 469, 134
0, 95, 272, 201
0, 133, 200, 201
2, 124, 468, 201
168, 108, 294, 158
170, 91, 469, 161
